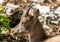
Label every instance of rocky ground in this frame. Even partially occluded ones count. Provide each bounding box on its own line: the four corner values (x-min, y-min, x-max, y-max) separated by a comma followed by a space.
0, 0, 60, 42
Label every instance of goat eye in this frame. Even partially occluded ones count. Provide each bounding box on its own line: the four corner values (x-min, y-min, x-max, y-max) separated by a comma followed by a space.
22, 22, 24, 24
22, 22, 26, 26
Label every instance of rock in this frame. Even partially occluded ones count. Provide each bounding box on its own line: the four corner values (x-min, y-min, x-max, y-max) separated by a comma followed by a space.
30, 0, 44, 3
0, 0, 4, 6
5, 3, 19, 15
44, 35, 60, 42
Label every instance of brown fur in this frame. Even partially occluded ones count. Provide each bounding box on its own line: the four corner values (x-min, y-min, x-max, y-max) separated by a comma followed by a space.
29, 19, 47, 42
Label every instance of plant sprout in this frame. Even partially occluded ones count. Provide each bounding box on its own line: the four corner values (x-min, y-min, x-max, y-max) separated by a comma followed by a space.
0, 6, 5, 14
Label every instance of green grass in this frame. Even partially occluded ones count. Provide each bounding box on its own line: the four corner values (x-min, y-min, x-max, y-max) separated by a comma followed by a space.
0, 15, 12, 33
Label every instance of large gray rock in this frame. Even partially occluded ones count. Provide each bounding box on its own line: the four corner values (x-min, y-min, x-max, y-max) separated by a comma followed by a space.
5, 3, 19, 15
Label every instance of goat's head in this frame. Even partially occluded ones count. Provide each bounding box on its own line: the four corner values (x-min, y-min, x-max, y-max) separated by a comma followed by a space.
20, 3, 40, 32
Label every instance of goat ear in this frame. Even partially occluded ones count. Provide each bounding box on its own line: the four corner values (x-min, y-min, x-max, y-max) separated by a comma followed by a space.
29, 7, 35, 16
35, 9, 40, 16
29, 9, 40, 17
